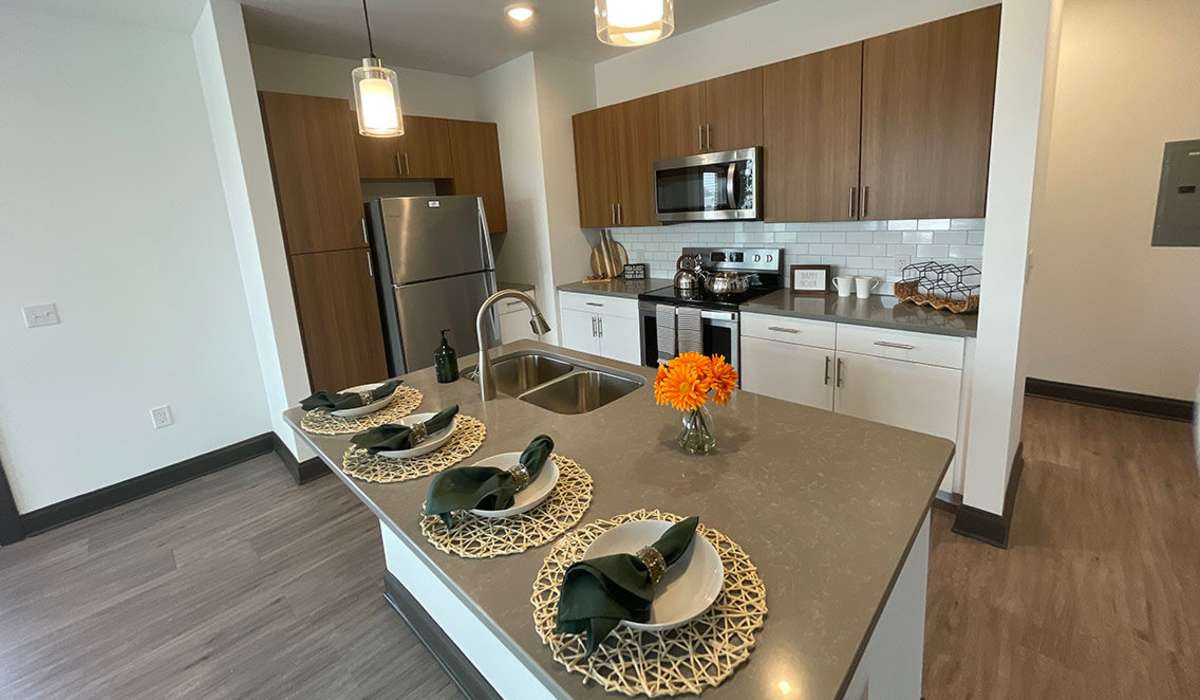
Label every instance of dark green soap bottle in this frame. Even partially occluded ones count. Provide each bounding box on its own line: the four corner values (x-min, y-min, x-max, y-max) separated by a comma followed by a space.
434, 328, 459, 383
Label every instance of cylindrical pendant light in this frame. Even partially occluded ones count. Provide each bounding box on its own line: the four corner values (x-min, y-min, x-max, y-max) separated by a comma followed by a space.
595, 0, 674, 47
352, 0, 404, 137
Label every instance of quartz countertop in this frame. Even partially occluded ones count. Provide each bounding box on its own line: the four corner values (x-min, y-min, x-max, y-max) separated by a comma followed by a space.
556, 278, 672, 299
284, 340, 952, 700
743, 290, 978, 337
497, 280, 535, 293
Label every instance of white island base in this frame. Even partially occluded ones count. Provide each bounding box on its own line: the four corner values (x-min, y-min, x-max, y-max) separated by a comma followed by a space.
378, 514, 931, 700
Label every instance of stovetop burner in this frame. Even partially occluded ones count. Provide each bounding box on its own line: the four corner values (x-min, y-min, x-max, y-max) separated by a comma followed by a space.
638, 246, 784, 310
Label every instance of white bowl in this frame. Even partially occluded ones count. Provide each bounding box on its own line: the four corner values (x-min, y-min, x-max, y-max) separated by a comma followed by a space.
375, 413, 458, 459
329, 382, 397, 417
467, 452, 559, 518
583, 520, 724, 631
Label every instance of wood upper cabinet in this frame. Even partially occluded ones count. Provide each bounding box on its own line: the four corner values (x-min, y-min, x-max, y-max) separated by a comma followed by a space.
613, 95, 659, 227
447, 119, 508, 233
860, 6, 1001, 220
764, 43, 863, 222
289, 248, 388, 391
260, 91, 365, 255
354, 115, 453, 179
657, 69, 762, 159
573, 96, 659, 228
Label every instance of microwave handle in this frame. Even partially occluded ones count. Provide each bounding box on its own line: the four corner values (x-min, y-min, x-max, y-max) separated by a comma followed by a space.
726, 162, 737, 209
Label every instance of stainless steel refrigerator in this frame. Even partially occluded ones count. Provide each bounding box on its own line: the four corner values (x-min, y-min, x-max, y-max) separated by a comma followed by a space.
367, 195, 498, 374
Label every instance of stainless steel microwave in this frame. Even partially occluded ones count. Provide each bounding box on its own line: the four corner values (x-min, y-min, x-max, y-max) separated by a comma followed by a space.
654, 147, 761, 223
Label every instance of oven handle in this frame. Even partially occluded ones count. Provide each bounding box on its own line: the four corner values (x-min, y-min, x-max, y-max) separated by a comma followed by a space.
700, 310, 737, 322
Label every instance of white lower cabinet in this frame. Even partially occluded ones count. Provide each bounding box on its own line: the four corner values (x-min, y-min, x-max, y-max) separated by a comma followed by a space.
498, 295, 540, 344
741, 336, 834, 410
558, 291, 642, 364
560, 306, 601, 354
833, 351, 962, 441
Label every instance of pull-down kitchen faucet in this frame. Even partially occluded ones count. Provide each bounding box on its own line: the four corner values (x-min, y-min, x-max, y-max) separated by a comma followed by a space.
475, 290, 551, 401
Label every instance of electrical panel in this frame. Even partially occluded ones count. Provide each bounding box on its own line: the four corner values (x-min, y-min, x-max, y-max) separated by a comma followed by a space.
1152, 139, 1200, 247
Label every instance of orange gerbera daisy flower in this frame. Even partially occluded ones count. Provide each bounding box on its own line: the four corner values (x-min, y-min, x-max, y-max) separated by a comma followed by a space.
654, 363, 708, 412
672, 352, 713, 391
707, 354, 739, 405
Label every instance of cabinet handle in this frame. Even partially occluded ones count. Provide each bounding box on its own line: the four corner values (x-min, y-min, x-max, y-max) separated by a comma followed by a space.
366, 250, 374, 278
849, 187, 858, 219
873, 340, 916, 350
394, 152, 402, 176
597, 316, 603, 336
836, 358, 845, 387
617, 202, 623, 225
862, 185, 870, 217
404, 152, 411, 175
505, 300, 524, 308
824, 355, 831, 386
591, 316, 597, 337
361, 218, 369, 245
585, 302, 604, 307
705, 123, 712, 150
610, 203, 616, 226
698, 124, 704, 151
767, 326, 800, 334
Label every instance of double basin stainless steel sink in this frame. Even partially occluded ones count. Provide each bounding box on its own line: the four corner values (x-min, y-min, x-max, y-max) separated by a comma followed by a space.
465, 351, 644, 415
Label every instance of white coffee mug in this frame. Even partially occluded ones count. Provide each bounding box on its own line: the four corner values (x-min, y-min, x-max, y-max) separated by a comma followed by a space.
832, 275, 855, 297
855, 276, 880, 299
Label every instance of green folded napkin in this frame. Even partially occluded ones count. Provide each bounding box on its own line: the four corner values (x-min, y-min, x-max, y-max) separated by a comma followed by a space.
555, 516, 700, 657
350, 405, 460, 454
424, 435, 554, 528
300, 380, 400, 411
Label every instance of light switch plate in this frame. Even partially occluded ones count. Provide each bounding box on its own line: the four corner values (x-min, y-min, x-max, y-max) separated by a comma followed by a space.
150, 405, 174, 429
23, 303, 60, 328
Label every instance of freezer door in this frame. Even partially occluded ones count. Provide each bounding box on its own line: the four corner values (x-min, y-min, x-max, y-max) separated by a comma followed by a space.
392, 271, 498, 372
379, 195, 493, 283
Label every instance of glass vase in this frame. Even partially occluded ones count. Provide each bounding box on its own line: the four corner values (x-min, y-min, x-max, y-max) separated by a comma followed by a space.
677, 405, 717, 454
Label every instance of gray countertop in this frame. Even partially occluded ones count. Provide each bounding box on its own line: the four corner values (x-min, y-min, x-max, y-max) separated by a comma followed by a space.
556, 278, 673, 299
743, 290, 978, 337
284, 340, 952, 700
497, 280, 535, 293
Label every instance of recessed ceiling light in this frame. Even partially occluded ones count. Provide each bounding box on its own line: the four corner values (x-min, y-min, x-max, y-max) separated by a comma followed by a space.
506, 5, 534, 24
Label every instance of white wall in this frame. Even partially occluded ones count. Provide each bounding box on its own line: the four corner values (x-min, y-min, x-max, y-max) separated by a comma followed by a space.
472, 54, 558, 337
961, 0, 1062, 515
249, 44, 480, 120
0, 7, 270, 512
593, 0, 992, 106
192, 0, 313, 460
1022, 0, 1200, 401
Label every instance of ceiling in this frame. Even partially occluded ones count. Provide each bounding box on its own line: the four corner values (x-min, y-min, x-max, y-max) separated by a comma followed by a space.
240, 0, 781, 76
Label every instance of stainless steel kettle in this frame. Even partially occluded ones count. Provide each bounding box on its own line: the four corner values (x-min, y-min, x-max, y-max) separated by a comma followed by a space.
673, 254, 702, 291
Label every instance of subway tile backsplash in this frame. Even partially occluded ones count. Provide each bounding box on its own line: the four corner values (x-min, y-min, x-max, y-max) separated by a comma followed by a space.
608, 218, 985, 295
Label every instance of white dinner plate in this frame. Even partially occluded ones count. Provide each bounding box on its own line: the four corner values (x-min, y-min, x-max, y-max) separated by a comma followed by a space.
375, 413, 458, 459
467, 452, 559, 518
329, 382, 396, 417
583, 520, 724, 631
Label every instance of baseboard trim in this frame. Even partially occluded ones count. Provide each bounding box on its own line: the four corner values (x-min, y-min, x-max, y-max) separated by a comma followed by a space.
270, 434, 329, 484
383, 570, 502, 700
952, 442, 1024, 548
19, 433, 276, 538
0, 457, 24, 546
1026, 377, 1194, 422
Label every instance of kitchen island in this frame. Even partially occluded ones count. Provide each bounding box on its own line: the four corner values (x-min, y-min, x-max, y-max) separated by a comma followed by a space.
284, 340, 953, 699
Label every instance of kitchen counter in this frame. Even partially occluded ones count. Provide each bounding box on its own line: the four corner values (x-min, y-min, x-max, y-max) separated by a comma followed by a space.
743, 290, 978, 337
497, 280, 535, 293
284, 340, 953, 699
556, 277, 672, 299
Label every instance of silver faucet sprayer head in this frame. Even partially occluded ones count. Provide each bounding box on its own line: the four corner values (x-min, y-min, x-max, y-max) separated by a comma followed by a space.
530, 312, 551, 335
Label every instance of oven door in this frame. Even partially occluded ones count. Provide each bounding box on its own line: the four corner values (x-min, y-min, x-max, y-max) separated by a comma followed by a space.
640, 304, 741, 378
654, 148, 760, 222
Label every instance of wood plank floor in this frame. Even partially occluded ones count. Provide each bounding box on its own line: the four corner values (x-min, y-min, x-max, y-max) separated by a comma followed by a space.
0, 397, 1195, 698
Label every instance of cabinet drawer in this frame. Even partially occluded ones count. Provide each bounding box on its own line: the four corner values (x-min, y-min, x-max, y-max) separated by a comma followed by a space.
835, 324, 964, 369
559, 292, 638, 319
741, 313, 836, 349
496, 297, 534, 316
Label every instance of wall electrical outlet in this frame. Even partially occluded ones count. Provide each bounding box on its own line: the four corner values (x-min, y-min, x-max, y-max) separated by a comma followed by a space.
23, 303, 60, 328
894, 255, 912, 271
150, 405, 174, 429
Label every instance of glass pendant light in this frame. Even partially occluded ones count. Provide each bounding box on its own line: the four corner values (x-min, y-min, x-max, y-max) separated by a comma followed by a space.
595, 0, 674, 47
352, 0, 404, 137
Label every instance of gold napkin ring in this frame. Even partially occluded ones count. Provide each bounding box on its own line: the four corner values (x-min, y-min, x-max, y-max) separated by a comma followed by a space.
410, 422, 428, 445
636, 545, 668, 585
509, 463, 531, 490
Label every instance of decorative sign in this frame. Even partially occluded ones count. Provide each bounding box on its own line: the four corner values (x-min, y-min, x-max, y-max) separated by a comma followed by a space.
790, 265, 831, 296
623, 263, 648, 280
